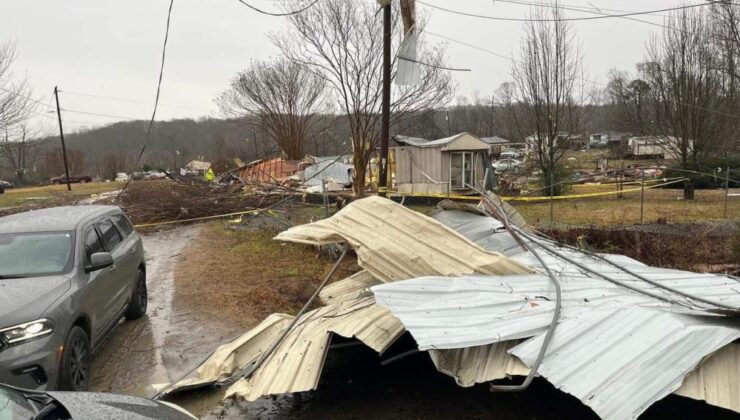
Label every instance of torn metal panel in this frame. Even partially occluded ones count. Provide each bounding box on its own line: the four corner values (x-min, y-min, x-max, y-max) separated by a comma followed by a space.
372, 274, 664, 351
675, 343, 740, 414
509, 307, 740, 420
320, 270, 382, 305
156, 313, 293, 395
431, 209, 523, 257
429, 341, 529, 387
275, 196, 534, 282
371, 266, 740, 352
432, 208, 740, 310
225, 297, 404, 401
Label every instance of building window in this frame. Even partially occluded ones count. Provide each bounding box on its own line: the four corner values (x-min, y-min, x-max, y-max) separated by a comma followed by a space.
450, 152, 477, 190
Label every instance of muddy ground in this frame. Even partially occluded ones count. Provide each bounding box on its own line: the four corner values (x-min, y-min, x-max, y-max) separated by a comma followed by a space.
89, 223, 739, 419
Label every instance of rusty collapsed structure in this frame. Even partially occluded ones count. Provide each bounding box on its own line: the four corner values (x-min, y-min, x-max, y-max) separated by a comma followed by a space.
155, 196, 740, 420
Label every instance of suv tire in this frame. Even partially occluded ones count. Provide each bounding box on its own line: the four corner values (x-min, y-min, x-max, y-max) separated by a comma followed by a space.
58, 326, 91, 391
124, 269, 147, 320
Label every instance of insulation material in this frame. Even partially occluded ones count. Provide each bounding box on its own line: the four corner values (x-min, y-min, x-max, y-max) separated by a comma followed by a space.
275, 196, 535, 282
225, 297, 404, 401
396, 33, 420, 86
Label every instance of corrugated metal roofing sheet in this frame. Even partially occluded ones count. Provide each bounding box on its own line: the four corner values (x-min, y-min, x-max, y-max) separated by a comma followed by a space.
320, 270, 382, 304
429, 341, 529, 387
675, 343, 740, 412
155, 313, 293, 395
510, 307, 740, 420
225, 296, 404, 401
275, 196, 535, 282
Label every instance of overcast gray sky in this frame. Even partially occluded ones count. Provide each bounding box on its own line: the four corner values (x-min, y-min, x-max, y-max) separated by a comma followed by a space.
0, 0, 684, 134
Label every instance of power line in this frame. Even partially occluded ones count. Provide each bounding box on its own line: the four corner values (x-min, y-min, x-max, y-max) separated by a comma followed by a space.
60, 108, 141, 121
119, 0, 175, 198
234, 0, 321, 16
495, 0, 693, 34
0, 86, 54, 109
497, 0, 672, 19
418, 1, 712, 22
58, 89, 213, 112
426, 30, 740, 121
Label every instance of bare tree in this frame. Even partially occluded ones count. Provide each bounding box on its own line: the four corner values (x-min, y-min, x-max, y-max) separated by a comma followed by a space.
512, 3, 587, 193
606, 69, 655, 135
45, 149, 86, 177
0, 41, 34, 133
217, 58, 328, 160
1, 124, 42, 185
101, 152, 127, 180
274, 0, 455, 195
644, 7, 730, 167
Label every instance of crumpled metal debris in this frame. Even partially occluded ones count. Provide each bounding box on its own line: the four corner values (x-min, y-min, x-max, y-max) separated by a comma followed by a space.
154, 196, 740, 419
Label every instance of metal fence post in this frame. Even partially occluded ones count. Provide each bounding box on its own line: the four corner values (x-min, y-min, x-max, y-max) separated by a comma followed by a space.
321, 178, 329, 219
724, 166, 730, 219
640, 168, 645, 224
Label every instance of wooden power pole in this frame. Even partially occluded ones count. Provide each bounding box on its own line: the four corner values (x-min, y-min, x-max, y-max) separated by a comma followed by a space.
378, 2, 391, 196
53, 86, 72, 191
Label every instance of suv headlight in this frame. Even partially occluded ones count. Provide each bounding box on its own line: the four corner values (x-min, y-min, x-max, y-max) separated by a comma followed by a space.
0, 319, 54, 344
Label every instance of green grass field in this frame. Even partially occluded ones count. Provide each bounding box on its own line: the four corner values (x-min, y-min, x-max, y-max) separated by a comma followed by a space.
512, 185, 739, 226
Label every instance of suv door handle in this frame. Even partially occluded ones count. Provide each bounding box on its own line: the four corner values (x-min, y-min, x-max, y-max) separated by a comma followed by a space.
109, 264, 117, 271
128, 246, 136, 255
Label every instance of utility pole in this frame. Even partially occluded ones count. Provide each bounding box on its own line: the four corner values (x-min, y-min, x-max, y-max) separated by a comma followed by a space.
378, 3, 391, 196
53, 86, 72, 191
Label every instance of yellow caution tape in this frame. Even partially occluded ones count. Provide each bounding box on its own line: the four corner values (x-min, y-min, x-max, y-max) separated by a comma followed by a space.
505, 177, 687, 202
133, 208, 282, 229
389, 178, 689, 202
133, 178, 689, 228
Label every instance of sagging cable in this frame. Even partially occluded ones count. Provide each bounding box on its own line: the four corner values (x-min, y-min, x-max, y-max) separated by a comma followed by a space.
531, 230, 740, 314
475, 190, 562, 392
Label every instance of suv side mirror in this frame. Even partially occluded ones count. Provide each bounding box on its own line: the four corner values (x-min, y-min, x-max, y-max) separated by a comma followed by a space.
85, 252, 114, 273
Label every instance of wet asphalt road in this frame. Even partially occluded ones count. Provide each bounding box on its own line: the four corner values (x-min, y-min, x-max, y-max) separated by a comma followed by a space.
88, 225, 740, 420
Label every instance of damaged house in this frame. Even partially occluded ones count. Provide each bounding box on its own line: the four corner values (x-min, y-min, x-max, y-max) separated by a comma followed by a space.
156, 196, 740, 420
391, 132, 492, 194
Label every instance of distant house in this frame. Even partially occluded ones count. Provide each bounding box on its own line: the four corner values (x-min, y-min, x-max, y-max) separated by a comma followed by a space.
391, 132, 491, 194
589, 132, 628, 149
238, 158, 301, 183
302, 155, 354, 188
524, 132, 583, 154
589, 133, 610, 148
626, 136, 692, 160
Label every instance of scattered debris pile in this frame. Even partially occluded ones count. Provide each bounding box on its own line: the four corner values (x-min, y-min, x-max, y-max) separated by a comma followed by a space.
235, 155, 354, 193
154, 196, 740, 419
116, 181, 283, 225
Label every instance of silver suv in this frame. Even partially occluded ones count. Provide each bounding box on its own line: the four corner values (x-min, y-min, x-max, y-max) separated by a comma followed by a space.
0, 206, 146, 391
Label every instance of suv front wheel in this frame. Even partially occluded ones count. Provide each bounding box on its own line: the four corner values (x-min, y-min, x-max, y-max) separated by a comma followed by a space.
124, 269, 147, 320
58, 326, 91, 391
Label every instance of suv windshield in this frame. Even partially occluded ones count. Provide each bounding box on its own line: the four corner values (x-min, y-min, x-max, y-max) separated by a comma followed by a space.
0, 232, 75, 278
